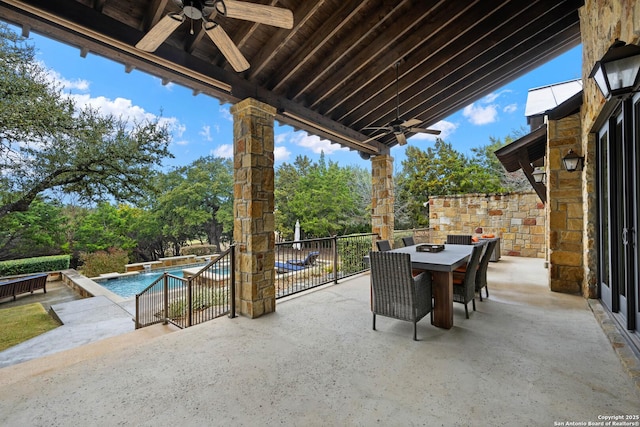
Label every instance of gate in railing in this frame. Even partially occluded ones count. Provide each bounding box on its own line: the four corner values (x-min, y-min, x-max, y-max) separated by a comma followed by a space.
135, 246, 236, 329
275, 233, 375, 298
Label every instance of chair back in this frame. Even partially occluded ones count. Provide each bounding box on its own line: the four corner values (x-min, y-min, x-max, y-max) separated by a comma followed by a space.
461, 243, 484, 300
376, 240, 392, 252
401, 236, 415, 246
446, 234, 473, 245
304, 251, 320, 265
369, 251, 419, 321
475, 239, 497, 290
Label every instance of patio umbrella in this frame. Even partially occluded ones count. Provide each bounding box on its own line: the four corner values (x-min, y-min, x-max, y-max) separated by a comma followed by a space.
293, 220, 301, 250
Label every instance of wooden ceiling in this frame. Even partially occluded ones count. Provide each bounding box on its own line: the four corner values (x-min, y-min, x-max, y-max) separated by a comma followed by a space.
0, 0, 583, 157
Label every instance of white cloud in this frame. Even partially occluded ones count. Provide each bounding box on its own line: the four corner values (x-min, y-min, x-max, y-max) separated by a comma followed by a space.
175, 139, 189, 146
482, 92, 499, 103
503, 103, 518, 113
409, 120, 458, 141
291, 132, 349, 155
199, 125, 213, 141
463, 103, 498, 125
274, 145, 291, 162
219, 106, 233, 121
44, 67, 90, 92
212, 144, 233, 158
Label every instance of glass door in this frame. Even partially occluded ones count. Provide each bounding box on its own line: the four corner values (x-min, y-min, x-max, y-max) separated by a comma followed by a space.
597, 93, 640, 331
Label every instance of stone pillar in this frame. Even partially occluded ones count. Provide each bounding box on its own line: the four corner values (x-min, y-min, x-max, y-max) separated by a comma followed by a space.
547, 113, 584, 293
371, 154, 394, 248
230, 98, 276, 318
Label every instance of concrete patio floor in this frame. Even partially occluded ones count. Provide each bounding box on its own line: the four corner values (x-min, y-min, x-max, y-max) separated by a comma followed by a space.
0, 256, 639, 426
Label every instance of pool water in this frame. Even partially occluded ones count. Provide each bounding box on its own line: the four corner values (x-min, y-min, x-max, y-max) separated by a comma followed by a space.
96, 264, 217, 298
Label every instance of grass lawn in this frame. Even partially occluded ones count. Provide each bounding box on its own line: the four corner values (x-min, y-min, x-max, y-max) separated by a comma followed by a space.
0, 303, 61, 351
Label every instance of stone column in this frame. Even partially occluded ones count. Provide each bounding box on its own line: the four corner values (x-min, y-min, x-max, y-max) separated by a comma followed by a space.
371, 154, 394, 248
230, 98, 276, 318
547, 113, 584, 293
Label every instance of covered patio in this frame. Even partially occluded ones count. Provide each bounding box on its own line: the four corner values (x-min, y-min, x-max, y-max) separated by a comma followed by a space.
0, 256, 638, 425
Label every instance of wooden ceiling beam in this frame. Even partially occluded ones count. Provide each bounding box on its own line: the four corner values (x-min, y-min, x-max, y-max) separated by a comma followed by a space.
352, 2, 581, 134
248, 0, 327, 79
266, 0, 370, 92
333, 0, 537, 126
284, 0, 410, 101
305, 0, 466, 111
408, 19, 580, 134
141, 0, 169, 32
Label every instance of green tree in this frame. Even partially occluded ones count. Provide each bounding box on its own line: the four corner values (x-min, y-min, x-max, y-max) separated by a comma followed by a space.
72, 202, 137, 254
471, 135, 530, 192
275, 153, 369, 238
153, 156, 233, 254
0, 24, 172, 220
0, 197, 67, 260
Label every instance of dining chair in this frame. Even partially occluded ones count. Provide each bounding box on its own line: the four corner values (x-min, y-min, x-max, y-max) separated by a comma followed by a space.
376, 240, 392, 252
446, 234, 473, 245
369, 251, 433, 341
401, 236, 415, 246
452, 243, 484, 319
475, 239, 497, 301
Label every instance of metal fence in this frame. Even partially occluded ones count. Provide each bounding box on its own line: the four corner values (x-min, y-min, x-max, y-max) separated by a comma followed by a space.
135, 246, 236, 329
135, 234, 376, 328
275, 233, 376, 298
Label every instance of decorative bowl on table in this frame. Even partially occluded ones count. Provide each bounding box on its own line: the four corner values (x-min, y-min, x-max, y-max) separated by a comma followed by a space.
416, 244, 445, 253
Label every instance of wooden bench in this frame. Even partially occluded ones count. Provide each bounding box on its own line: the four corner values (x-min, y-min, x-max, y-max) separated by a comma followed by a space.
0, 273, 48, 301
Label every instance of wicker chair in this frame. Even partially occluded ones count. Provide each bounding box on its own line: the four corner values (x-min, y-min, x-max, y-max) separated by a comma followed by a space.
376, 240, 392, 252
452, 243, 484, 318
446, 234, 473, 245
369, 251, 433, 341
401, 236, 415, 246
475, 239, 497, 301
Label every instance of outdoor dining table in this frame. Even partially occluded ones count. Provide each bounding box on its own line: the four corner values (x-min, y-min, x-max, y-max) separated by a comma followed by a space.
388, 244, 474, 329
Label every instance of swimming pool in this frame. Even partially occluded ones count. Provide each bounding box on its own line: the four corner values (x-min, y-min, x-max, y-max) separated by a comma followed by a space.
96, 269, 180, 298
96, 265, 212, 298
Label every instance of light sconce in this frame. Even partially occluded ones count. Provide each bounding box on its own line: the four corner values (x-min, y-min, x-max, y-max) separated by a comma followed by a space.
532, 167, 546, 183
589, 40, 640, 100
562, 149, 584, 172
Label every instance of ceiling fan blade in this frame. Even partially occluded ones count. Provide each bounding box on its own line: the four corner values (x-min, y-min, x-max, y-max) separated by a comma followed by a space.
223, 0, 294, 29
401, 118, 422, 128
361, 131, 390, 144
362, 126, 392, 132
395, 133, 407, 146
135, 13, 185, 52
408, 127, 442, 135
204, 23, 250, 72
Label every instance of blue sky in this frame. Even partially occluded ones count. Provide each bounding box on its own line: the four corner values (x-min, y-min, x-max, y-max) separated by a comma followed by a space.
22, 26, 582, 172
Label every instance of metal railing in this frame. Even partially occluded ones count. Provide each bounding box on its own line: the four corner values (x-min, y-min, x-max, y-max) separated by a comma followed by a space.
135, 246, 236, 329
275, 233, 375, 298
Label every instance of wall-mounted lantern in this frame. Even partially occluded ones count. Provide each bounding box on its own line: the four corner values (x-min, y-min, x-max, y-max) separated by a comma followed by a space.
532, 166, 546, 183
589, 40, 640, 100
562, 149, 584, 172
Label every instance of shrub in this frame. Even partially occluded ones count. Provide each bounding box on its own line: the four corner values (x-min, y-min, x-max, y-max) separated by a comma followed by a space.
181, 245, 218, 256
80, 248, 129, 277
0, 255, 70, 277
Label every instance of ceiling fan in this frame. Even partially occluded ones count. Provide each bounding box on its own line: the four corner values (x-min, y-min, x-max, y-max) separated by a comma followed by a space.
135, 0, 294, 72
362, 62, 441, 146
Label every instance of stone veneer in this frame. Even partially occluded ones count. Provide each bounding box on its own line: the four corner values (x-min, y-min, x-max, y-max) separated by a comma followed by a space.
428, 192, 546, 258
371, 154, 395, 249
579, 0, 640, 298
547, 113, 584, 294
230, 98, 276, 318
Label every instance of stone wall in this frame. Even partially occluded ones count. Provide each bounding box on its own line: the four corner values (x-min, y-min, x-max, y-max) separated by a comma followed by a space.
428, 192, 546, 258
579, 0, 640, 298
371, 154, 395, 249
547, 113, 584, 293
